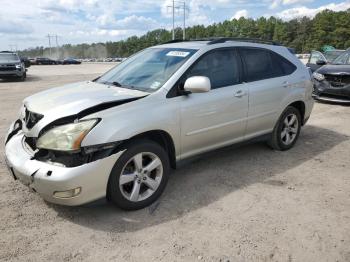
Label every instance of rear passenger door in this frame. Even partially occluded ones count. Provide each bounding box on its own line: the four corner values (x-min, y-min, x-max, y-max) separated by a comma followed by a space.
238, 47, 297, 138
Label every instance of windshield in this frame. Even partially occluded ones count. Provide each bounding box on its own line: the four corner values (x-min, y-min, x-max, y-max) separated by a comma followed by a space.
333, 52, 350, 65
324, 51, 344, 62
96, 47, 197, 92
0, 53, 20, 62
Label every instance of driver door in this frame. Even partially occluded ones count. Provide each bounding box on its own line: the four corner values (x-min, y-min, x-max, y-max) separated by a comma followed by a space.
179, 48, 248, 158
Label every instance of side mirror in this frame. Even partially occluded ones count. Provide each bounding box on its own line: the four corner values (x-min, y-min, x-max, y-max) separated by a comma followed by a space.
316, 60, 326, 66
184, 76, 211, 93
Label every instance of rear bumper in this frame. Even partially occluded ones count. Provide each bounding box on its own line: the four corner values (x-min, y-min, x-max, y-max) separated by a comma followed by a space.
4, 131, 123, 206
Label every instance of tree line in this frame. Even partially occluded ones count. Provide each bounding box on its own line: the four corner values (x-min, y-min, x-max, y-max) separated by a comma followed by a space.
20, 9, 350, 59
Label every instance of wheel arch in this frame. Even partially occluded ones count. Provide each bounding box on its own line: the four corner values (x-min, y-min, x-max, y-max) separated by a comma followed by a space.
123, 130, 177, 169
287, 100, 306, 125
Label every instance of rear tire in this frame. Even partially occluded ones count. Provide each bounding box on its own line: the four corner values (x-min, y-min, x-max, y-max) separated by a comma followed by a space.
267, 106, 301, 151
107, 139, 170, 210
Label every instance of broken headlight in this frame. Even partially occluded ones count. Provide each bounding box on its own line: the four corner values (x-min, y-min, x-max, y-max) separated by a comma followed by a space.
313, 72, 325, 81
36, 119, 98, 152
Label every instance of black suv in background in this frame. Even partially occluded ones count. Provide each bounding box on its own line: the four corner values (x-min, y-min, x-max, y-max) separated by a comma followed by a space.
313, 48, 350, 104
0, 51, 26, 81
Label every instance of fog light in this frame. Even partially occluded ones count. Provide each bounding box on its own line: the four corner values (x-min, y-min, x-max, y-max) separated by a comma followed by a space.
53, 187, 81, 199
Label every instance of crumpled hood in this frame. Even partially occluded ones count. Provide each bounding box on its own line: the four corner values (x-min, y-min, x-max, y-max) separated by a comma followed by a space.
22, 81, 148, 137
316, 64, 350, 75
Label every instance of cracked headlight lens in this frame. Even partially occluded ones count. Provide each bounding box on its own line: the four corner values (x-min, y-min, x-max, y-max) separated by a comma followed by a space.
313, 72, 325, 81
37, 119, 98, 151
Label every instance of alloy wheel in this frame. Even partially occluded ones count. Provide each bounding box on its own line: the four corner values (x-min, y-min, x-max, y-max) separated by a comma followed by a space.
281, 113, 299, 145
119, 152, 163, 202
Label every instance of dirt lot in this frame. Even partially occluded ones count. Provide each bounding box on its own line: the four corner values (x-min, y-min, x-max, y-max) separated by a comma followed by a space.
0, 64, 349, 262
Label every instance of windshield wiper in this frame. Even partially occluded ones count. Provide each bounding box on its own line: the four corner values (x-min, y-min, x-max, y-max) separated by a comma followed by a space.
109, 81, 123, 87
100, 80, 149, 92
104, 81, 140, 90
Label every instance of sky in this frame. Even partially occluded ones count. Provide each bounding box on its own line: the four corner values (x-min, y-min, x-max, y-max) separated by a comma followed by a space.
0, 0, 349, 50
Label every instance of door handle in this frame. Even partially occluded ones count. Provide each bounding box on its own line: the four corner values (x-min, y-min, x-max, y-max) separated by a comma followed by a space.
282, 81, 290, 88
234, 90, 247, 98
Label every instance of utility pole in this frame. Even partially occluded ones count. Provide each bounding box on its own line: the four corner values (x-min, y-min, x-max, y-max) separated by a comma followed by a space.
47, 34, 52, 57
9, 44, 18, 52
172, 0, 175, 40
55, 35, 60, 59
183, 1, 186, 40
167, 1, 188, 40
55, 35, 59, 48
46, 34, 60, 58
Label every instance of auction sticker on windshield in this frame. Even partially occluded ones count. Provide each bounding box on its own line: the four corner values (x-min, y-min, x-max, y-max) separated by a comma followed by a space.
166, 51, 190, 57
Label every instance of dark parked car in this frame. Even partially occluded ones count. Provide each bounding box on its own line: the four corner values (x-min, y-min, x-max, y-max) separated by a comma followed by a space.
29, 58, 36, 65
20, 56, 31, 68
62, 58, 81, 65
307, 50, 345, 72
313, 49, 350, 104
35, 57, 57, 65
0, 51, 26, 81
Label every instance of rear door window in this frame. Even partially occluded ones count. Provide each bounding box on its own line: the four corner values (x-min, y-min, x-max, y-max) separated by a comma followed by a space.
239, 48, 275, 82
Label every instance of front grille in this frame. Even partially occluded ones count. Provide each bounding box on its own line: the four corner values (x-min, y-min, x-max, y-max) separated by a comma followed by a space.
0, 64, 16, 71
325, 74, 350, 88
24, 108, 44, 129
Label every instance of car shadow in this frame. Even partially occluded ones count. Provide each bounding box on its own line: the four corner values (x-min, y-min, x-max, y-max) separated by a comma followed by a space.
0, 75, 41, 83
50, 125, 349, 232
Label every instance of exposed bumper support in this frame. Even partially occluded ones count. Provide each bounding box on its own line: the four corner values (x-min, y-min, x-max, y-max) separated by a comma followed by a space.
312, 93, 350, 104
4, 132, 123, 206
313, 79, 350, 104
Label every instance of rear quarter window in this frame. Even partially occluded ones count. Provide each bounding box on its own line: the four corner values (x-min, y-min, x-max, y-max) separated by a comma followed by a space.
239, 47, 296, 82
271, 52, 297, 76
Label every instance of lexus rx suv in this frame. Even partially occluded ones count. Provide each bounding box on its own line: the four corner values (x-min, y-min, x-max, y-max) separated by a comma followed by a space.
4, 38, 314, 210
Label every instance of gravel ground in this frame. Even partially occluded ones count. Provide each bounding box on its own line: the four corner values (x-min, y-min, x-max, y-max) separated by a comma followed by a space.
0, 64, 349, 262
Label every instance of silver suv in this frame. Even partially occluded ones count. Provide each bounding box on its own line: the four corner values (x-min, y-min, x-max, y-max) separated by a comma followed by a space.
4, 38, 314, 210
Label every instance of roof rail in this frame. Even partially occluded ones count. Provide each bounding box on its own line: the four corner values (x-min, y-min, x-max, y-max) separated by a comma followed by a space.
162, 38, 218, 44
162, 39, 189, 44
161, 37, 281, 46
207, 37, 281, 46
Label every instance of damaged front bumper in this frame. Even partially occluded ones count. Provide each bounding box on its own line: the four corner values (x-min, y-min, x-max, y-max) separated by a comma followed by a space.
313, 79, 350, 104
4, 131, 123, 206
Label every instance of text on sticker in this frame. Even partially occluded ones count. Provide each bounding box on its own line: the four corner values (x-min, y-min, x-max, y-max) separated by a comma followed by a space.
166, 51, 190, 57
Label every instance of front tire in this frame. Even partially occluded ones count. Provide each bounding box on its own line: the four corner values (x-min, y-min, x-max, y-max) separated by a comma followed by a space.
18, 72, 26, 81
268, 106, 301, 151
107, 140, 170, 210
